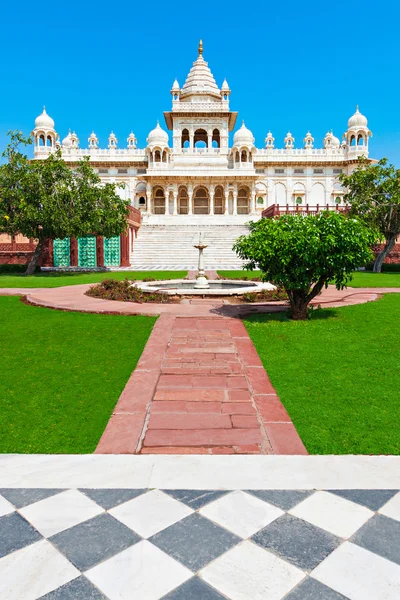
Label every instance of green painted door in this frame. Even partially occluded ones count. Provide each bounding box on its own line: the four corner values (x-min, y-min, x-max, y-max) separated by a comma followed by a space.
53, 238, 71, 267
104, 236, 121, 267
78, 236, 97, 267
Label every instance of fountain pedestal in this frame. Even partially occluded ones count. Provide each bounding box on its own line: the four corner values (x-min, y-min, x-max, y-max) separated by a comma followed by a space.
194, 233, 210, 289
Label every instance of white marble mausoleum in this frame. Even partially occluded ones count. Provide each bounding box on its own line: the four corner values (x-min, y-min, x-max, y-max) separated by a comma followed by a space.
32, 41, 372, 220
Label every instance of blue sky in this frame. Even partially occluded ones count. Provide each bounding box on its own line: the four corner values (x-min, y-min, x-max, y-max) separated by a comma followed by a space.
1, 0, 399, 164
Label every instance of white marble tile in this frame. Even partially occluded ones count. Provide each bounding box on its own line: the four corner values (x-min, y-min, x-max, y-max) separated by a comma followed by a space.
0, 494, 14, 517
200, 540, 305, 600
379, 492, 400, 522
148, 456, 400, 490
200, 490, 283, 538
1, 455, 400, 490
0, 455, 154, 488
19, 489, 104, 537
289, 491, 374, 538
312, 542, 400, 599
0, 539, 79, 600
86, 540, 192, 600
109, 489, 193, 538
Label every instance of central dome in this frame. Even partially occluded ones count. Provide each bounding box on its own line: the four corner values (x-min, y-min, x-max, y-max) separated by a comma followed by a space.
180, 41, 221, 100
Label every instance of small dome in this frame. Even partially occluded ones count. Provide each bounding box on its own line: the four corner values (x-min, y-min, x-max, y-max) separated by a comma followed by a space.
35, 107, 54, 129
221, 78, 230, 91
233, 121, 255, 148
62, 132, 72, 148
348, 106, 368, 128
324, 131, 340, 148
147, 121, 169, 147
127, 132, 137, 148
171, 79, 180, 91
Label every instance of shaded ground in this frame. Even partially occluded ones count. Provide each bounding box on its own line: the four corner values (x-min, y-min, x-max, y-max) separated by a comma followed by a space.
244, 294, 400, 455
0, 297, 156, 453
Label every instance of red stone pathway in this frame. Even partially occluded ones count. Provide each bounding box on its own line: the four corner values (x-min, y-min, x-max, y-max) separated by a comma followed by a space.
95, 314, 307, 455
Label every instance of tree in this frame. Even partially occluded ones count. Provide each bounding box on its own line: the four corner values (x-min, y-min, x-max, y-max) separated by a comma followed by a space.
340, 158, 400, 272
0, 131, 130, 274
233, 212, 376, 320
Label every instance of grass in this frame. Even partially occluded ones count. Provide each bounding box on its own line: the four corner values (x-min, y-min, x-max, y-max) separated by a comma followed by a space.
244, 293, 400, 454
218, 270, 263, 280
219, 270, 400, 288
0, 271, 187, 288
348, 272, 400, 288
0, 297, 156, 453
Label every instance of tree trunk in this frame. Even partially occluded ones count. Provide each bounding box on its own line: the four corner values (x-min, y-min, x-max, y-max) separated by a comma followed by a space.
288, 291, 309, 320
25, 239, 43, 275
373, 234, 397, 272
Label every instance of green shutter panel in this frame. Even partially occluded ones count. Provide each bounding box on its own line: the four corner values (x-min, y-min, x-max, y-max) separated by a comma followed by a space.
53, 238, 71, 267
78, 236, 97, 267
104, 236, 121, 267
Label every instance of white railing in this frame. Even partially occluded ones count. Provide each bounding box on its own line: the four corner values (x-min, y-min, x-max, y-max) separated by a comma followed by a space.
181, 148, 221, 154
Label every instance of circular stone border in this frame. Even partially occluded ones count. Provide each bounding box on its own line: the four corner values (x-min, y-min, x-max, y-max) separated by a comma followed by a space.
134, 279, 276, 296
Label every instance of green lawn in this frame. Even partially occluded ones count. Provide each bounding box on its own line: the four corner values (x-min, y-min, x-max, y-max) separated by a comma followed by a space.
218, 270, 263, 280
0, 271, 187, 288
0, 297, 156, 453
219, 270, 400, 288
244, 293, 400, 454
348, 272, 400, 288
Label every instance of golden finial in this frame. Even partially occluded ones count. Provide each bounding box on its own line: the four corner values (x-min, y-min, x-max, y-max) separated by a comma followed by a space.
198, 39, 203, 56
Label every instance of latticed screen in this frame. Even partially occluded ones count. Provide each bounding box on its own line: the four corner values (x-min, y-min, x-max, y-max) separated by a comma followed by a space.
214, 188, 224, 214
237, 189, 249, 214
78, 236, 97, 267
178, 189, 188, 214
193, 189, 209, 214
104, 237, 121, 267
53, 238, 71, 267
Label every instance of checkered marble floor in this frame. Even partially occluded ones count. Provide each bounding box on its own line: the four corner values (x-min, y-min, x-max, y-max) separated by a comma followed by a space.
1, 487, 399, 599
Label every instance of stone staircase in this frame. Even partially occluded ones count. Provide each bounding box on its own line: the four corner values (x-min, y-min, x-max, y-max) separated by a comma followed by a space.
130, 218, 254, 270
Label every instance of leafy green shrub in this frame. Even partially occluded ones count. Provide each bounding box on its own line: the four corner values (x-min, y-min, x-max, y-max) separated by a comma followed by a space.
364, 263, 400, 273
0, 264, 41, 273
86, 278, 170, 303
242, 286, 288, 303
234, 212, 376, 319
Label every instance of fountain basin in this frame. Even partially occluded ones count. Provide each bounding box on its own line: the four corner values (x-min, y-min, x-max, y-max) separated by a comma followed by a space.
135, 279, 275, 296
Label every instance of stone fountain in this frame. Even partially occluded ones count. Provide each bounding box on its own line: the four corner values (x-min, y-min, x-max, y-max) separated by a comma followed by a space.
193, 232, 210, 289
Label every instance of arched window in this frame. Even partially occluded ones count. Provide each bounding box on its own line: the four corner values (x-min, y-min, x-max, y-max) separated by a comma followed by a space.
153, 188, 166, 214
193, 187, 209, 214
154, 150, 161, 162
357, 134, 364, 146
181, 128, 189, 148
350, 135, 356, 146
241, 150, 247, 162
178, 186, 188, 214
214, 186, 224, 214
39, 134, 45, 146
194, 129, 208, 148
212, 129, 220, 148
237, 188, 249, 214
162, 150, 167, 162
46, 136, 52, 147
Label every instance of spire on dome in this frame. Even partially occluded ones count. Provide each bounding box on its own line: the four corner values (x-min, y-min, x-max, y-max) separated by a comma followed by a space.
198, 39, 203, 56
